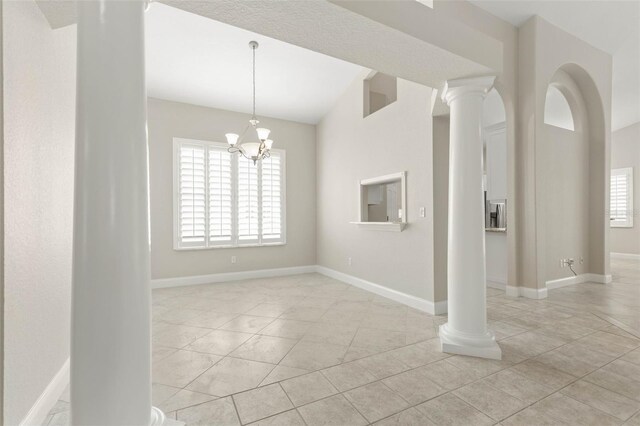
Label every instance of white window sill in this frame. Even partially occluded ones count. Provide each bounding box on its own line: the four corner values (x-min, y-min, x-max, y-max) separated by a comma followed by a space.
350, 222, 407, 232
174, 242, 286, 251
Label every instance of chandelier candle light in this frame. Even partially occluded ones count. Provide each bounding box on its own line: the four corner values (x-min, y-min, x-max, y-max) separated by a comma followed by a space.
226, 41, 274, 164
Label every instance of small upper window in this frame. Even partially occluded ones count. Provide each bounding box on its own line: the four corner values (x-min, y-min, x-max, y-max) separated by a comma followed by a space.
364, 72, 397, 117
544, 86, 575, 131
610, 167, 634, 228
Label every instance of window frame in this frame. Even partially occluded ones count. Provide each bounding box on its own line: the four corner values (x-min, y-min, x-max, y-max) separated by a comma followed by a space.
610, 167, 633, 228
173, 138, 286, 250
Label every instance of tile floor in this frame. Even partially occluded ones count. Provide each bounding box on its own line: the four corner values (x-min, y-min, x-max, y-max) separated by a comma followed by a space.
46, 257, 640, 425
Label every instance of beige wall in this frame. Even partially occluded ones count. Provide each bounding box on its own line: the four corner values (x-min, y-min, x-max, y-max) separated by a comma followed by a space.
148, 98, 316, 279
317, 74, 434, 300
3, 1, 75, 423
519, 16, 612, 288
611, 122, 640, 255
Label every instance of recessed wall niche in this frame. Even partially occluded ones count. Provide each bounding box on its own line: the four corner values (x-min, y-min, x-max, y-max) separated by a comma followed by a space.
363, 71, 397, 117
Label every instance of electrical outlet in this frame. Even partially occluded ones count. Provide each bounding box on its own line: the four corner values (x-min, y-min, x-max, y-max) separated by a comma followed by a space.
231, 256, 237, 264
419, 207, 426, 218
348, 257, 352, 266
567, 258, 574, 266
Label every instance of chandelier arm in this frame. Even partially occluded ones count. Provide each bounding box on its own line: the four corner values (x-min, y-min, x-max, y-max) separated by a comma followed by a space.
237, 122, 253, 146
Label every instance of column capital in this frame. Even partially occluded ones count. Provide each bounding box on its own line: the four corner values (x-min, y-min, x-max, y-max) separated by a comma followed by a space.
441, 75, 496, 106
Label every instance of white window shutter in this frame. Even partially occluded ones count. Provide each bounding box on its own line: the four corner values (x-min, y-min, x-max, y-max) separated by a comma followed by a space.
208, 147, 233, 245
178, 143, 206, 246
261, 152, 284, 242
237, 156, 259, 242
610, 167, 633, 228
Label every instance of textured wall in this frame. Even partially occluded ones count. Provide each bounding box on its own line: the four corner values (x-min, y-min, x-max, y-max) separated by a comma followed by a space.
148, 98, 317, 279
3, 1, 75, 423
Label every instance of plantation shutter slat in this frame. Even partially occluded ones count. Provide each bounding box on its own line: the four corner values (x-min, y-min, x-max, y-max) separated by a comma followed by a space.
610, 167, 633, 228
237, 156, 259, 242
261, 153, 284, 242
178, 144, 206, 246
208, 147, 233, 245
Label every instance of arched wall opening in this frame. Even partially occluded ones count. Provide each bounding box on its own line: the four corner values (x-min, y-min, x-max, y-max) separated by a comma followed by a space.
542, 64, 608, 286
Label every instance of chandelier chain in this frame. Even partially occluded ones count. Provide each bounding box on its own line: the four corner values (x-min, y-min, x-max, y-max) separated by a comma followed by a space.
252, 44, 256, 120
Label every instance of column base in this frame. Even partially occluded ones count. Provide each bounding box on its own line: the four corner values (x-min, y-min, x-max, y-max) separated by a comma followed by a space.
151, 407, 166, 425
439, 323, 502, 360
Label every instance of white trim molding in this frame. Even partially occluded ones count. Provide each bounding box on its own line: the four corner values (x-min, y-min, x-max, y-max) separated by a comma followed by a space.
611, 252, 640, 261
546, 273, 613, 290
152, 265, 317, 289
506, 285, 548, 299
20, 358, 69, 426
315, 266, 446, 315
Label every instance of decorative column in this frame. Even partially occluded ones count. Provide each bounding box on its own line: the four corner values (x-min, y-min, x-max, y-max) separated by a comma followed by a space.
71, 1, 164, 424
439, 76, 502, 360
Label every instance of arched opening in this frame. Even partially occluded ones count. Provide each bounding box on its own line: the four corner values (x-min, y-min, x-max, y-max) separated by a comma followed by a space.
542, 64, 608, 287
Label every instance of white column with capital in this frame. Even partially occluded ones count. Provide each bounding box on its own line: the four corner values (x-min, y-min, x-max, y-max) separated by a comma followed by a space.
71, 0, 165, 424
439, 76, 502, 360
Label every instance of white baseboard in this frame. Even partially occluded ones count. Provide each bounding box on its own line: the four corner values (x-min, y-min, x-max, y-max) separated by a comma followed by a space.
315, 266, 447, 315
20, 358, 69, 426
611, 252, 640, 261
151, 265, 317, 289
546, 273, 612, 290
506, 285, 548, 299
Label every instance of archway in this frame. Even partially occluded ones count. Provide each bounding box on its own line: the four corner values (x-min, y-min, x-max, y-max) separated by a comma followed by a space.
542, 64, 609, 289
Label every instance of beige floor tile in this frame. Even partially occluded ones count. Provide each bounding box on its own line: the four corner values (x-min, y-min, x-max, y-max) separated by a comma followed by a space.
344, 381, 410, 423
229, 334, 297, 364
453, 381, 528, 421
245, 303, 290, 318
534, 344, 613, 377
153, 346, 179, 364
219, 315, 275, 333
386, 340, 450, 368
281, 371, 338, 406
233, 383, 294, 424
48, 410, 70, 426
302, 322, 358, 346
259, 365, 310, 386
420, 359, 479, 390
259, 319, 313, 339
481, 369, 555, 404
152, 324, 212, 349
532, 393, 621, 426
297, 394, 368, 426
604, 359, 640, 382
382, 366, 447, 405
248, 409, 306, 426
185, 329, 253, 356
510, 360, 577, 390
501, 406, 570, 425
152, 383, 180, 406
158, 389, 218, 413
321, 361, 378, 392
183, 312, 238, 329
622, 348, 640, 366
499, 331, 568, 358
415, 393, 494, 426
152, 350, 220, 388
445, 354, 511, 378
342, 345, 381, 362
625, 411, 640, 426
280, 306, 327, 321
488, 320, 528, 340
355, 351, 411, 380
157, 308, 209, 324
373, 407, 437, 426
279, 340, 348, 371
176, 397, 240, 426
186, 357, 275, 397
561, 380, 640, 421
351, 327, 406, 351
585, 367, 640, 401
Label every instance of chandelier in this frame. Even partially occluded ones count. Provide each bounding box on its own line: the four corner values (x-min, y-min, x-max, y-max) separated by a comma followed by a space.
225, 41, 273, 165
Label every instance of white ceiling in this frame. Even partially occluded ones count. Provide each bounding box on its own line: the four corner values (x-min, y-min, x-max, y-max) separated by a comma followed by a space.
145, 3, 364, 124
470, 0, 640, 131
